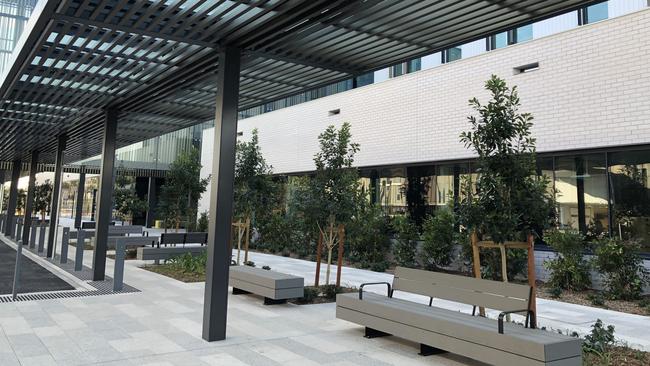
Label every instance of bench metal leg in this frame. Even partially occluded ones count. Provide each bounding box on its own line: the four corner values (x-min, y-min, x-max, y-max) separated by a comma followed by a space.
263, 297, 286, 305
364, 327, 390, 339
232, 287, 251, 295
419, 344, 447, 356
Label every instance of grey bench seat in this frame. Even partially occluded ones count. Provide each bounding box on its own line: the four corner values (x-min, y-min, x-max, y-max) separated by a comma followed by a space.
336, 267, 581, 366
136, 246, 206, 261
229, 265, 304, 305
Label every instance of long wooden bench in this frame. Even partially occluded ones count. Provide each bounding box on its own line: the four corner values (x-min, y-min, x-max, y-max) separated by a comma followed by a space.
336, 267, 581, 366
229, 265, 304, 305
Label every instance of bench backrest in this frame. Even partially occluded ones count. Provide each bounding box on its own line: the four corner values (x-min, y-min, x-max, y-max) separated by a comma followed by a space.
160, 232, 208, 245
160, 233, 186, 245
185, 232, 208, 244
109, 225, 144, 235
392, 267, 532, 312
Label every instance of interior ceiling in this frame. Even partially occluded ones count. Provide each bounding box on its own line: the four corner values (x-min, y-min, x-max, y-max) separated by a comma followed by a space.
0, 0, 596, 163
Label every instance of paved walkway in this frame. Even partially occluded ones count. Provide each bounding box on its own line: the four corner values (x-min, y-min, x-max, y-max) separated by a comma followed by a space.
1, 229, 649, 365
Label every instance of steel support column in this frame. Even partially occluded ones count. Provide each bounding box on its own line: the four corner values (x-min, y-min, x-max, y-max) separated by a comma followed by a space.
5, 160, 21, 237
22, 151, 38, 245
92, 108, 118, 281
74, 167, 86, 229
145, 177, 157, 228
46, 135, 66, 257
202, 47, 241, 342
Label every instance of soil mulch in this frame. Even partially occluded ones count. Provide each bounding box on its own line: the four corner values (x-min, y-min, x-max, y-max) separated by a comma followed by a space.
537, 283, 650, 316
290, 286, 356, 305
143, 264, 205, 283
584, 346, 650, 366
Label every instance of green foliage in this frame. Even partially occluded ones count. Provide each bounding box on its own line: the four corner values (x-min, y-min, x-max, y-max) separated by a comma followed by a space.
588, 293, 606, 307
391, 215, 419, 267
321, 284, 343, 300
114, 173, 147, 223
297, 122, 362, 232
458, 75, 555, 244
15, 189, 26, 212
158, 147, 209, 231
196, 211, 209, 232
234, 129, 278, 225
593, 238, 648, 300
33, 180, 53, 221
548, 286, 562, 299
543, 230, 591, 291
583, 319, 616, 355
168, 252, 207, 274
262, 265, 271, 270
298, 287, 320, 303
244, 260, 255, 267
347, 203, 391, 269
480, 248, 529, 281
421, 209, 456, 270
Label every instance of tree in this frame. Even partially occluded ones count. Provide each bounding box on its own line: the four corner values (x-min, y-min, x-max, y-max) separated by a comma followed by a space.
234, 129, 278, 226
458, 75, 555, 281
114, 173, 147, 224
296, 122, 362, 284
15, 189, 26, 214
33, 180, 53, 222
158, 147, 209, 231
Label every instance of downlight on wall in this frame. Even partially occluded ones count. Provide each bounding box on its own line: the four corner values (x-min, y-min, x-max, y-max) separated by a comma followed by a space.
328, 108, 341, 116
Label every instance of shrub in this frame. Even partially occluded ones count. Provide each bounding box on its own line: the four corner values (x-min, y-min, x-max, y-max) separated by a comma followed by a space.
548, 286, 562, 299
168, 253, 207, 274
321, 284, 343, 300
543, 230, 591, 291
297, 287, 319, 304
367, 261, 389, 273
244, 260, 256, 267
593, 238, 648, 300
196, 211, 209, 232
587, 293, 606, 307
262, 265, 271, 270
421, 209, 456, 270
391, 216, 419, 267
347, 204, 391, 266
583, 319, 615, 355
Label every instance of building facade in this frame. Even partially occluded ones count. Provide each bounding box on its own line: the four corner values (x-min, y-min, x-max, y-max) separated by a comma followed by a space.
200, 2, 650, 254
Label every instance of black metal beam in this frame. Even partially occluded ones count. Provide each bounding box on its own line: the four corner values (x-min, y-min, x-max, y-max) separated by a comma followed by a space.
203, 46, 241, 342
92, 109, 118, 281
145, 177, 157, 228
4, 159, 21, 236
74, 166, 86, 229
22, 151, 38, 245
47, 135, 66, 257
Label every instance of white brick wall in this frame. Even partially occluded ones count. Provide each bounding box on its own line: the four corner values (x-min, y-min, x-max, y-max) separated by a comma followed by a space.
201, 8, 650, 176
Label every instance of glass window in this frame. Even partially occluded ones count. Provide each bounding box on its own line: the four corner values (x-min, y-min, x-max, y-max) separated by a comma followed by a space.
446, 47, 462, 62
533, 12, 579, 39
608, 149, 650, 251
608, 0, 647, 18
391, 63, 405, 77
406, 166, 436, 226
407, 58, 421, 73
586, 2, 609, 24
355, 72, 374, 87
492, 32, 508, 49
378, 168, 407, 216
421, 53, 441, 70
555, 154, 609, 235
459, 39, 486, 59
515, 25, 533, 43
373, 68, 390, 83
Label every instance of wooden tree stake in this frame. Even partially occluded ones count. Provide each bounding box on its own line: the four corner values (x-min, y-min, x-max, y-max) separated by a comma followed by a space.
336, 224, 345, 288
314, 230, 323, 287
243, 217, 251, 263
527, 233, 537, 328
470, 231, 486, 317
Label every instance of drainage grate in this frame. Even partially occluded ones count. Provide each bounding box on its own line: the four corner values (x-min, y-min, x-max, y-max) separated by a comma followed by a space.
0, 240, 141, 303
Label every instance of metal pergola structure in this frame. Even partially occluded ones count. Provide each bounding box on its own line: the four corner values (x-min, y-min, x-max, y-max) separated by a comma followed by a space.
0, 0, 596, 342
